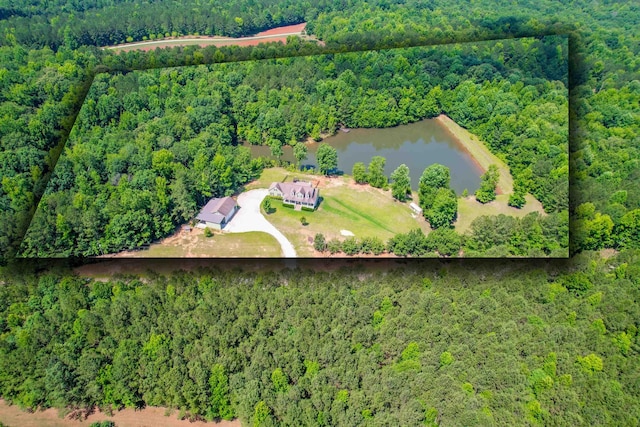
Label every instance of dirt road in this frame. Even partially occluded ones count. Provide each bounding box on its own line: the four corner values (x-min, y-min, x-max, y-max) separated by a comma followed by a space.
225, 189, 297, 257
106, 23, 308, 52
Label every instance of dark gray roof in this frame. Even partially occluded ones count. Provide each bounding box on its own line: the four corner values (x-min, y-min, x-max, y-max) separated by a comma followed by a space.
196, 197, 236, 224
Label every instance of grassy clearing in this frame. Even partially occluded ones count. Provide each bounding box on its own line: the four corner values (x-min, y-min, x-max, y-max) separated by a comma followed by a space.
117, 229, 282, 257
254, 169, 430, 255
455, 194, 545, 233
436, 114, 513, 194
244, 167, 291, 190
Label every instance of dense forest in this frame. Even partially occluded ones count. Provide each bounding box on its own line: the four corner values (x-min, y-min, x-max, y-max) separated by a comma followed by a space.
1, 252, 640, 425
0, 0, 640, 425
19, 36, 568, 257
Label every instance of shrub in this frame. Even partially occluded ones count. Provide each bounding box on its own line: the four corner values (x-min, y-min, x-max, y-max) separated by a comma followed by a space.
204, 228, 213, 238
342, 237, 360, 255
327, 239, 342, 254
313, 234, 326, 252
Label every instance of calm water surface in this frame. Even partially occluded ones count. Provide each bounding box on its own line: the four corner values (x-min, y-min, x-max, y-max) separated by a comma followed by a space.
244, 119, 483, 193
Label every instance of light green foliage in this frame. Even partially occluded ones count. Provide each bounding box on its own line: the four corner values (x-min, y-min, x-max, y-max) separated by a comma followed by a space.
587, 292, 603, 306
352, 162, 368, 184
208, 364, 234, 420
577, 354, 604, 373
253, 401, 271, 427
304, 360, 319, 378
419, 164, 451, 212
613, 332, 631, 355
425, 188, 458, 229
390, 164, 411, 201
367, 156, 387, 188
440, 351, 454, 367
526, 399, 544, 424
462, 382, 474, 395
293, 142, 308, 166
528, 368, 553, 397
335, 389, 349, 404
475, 165, 500, 204
316, 143, 338, 175
271, 368, 289, 393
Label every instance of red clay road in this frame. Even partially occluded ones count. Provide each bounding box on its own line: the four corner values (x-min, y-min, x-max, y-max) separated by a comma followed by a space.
106, 23, 308, 52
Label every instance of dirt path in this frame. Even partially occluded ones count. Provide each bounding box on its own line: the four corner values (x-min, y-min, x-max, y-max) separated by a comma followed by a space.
436, 114, 513, 194
105, 23, 308, 52
225, 189, 297, 257
0, 400, 241, 427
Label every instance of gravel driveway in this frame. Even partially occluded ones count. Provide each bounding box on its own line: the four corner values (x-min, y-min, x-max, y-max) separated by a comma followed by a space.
225, 189, 297, 257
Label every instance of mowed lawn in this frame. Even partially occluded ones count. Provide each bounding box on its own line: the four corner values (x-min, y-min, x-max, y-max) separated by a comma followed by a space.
121, 229, 282, 257
254, 169, 430, 256
455, 194, 545, 233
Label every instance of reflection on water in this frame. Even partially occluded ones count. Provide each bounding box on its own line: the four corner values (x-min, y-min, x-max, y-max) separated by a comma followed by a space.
243, 119, 483, 193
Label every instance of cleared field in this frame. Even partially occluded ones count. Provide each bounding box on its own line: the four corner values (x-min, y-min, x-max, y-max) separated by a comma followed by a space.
252, 168, 430, 256
0, 399, 240, 427
455, 194, 545, 233
103, 228, 282, 258
106, 23, 309, 53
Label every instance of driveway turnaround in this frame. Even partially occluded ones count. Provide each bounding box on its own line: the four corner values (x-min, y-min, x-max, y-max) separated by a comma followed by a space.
225, 189, 297, 257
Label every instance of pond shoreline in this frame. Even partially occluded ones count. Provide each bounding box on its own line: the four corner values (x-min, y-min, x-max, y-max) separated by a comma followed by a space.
434, 114, 513, 194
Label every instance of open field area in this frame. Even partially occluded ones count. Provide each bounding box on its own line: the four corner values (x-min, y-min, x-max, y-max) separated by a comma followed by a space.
102, 228, 282, 258
250, 168, 430, 256
455, 194, 546, 233
436, 114, 514, 194
106, 23, 310, 52
0, 400, 240, 427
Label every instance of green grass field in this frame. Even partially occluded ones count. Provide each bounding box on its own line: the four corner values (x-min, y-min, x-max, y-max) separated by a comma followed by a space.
455, 194, 545, 233
124, 230, 282, 257
253, 168, 430, 255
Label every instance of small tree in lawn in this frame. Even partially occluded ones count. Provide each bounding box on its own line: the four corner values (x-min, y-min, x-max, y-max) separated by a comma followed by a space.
300, 216, 307, 226
418, 163, 450, 212
391, 164, 411, 201
316, 143, 338, 175
367, 156, 387, 189
262, 198, 274, 214
476, 164, 499, 204
425, 188, 458, 229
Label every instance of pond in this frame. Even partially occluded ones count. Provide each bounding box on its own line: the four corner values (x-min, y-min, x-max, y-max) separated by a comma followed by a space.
243, 118, 483, 193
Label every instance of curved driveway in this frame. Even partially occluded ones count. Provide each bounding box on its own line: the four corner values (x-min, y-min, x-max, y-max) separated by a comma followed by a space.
225, 189, 297, 258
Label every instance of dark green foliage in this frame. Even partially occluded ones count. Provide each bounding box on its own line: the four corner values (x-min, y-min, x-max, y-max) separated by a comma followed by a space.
390, 164, 411, 201
293, 143, 308, 167
262, 198, 274, 214
326, 239, 342, 254
89, 422, 115, 427
1, 253, 638, 425
352, 162, 368, 184
419, 164, 451, 212
313, 233, 326, 252
367, 156, 387, 189
316, 143, 338, 175
425, 188, 458, 229
475, 165, 499, 204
